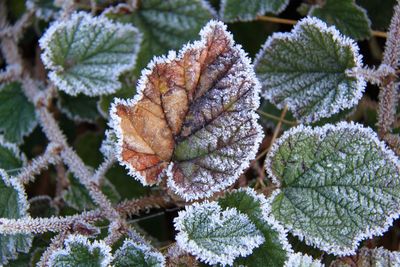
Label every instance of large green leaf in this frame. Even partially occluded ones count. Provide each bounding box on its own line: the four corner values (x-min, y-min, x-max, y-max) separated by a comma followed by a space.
220, 0, 289, 22
255, 17, 365, 123
174, 201, 264, 266
265, 122, 400, 255
0, 136, 25, 175
105, 0, 215, 73
309, 0, 371, 40
39, 12, 141, 96
0, 82, 37, 144
0, 169, 32, 265
218, 188, 290, 267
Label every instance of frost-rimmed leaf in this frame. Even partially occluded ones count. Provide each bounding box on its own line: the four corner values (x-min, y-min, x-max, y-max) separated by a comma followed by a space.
39, 12, 142, 96
309, 0, 371, 40
110, 20, 263, 201
0, 82, 37, 144
112, 239, 165, 267
255, 17, 366, 123
285, 252, 323, 267
331, 247, 400, 266
48, 234, 112, 267
174, 201, 264, 266
104, 1, 215, 73
57, 92, 100, 122
265, 121, 400, 255
218, 188, 291, 266
0, 169, 32, 265
0, 135, 26, 175
220, 0, 289, 22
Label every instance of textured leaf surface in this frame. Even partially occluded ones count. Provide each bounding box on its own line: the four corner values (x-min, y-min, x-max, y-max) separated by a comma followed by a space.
220, 0, 289, 22
285, 253, 323, 267
255, 17, 365, 123
0, 82, 37, 143
105, 1, 215, 73
331, 247, 400, 267
265, 122, 400, 255
0, 136, 25, 174
0, 170, 32, 265
309, 0, 371, 40
40, 12, 141, 96
174, 201, 264, 266
48, 235, 112, 267
112, 239, 165, 267
111, 21, 263, 200
218, 188, 290, 266
58, 92, 100, 122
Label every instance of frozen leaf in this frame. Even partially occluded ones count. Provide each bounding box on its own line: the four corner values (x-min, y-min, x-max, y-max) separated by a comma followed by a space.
218, 188, 291, 266
110, 21, 263, 200
285, 253, 323, 267
39, 12, 142, 96
112, 239, 165, 267
309, 0, 371, 40
0, 169, 32, 265
255, 17, 366, 123
265, 122, 400, 255
0, 82, 37, 144
0, 135, 26, 175
331, 247, 400, 267
57, 92, 100, 123
48, 235, 112, 267
105, 1, 215, 73
220, 0, 289, 22
174, 201, 264, 266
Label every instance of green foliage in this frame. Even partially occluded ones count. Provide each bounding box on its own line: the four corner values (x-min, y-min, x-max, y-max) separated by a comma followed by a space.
58, 92, 100, 122
0, 136, 25, 174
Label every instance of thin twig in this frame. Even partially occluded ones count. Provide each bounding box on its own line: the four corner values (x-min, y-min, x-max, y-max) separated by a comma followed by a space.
91, 156, 116, 184
38, 231, 68, 267
257, 109, 297, 125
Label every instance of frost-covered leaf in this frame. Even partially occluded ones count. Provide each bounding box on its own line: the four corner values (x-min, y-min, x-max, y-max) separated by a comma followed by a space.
39, 12, 142, 96
48, 235, 112, 267
255, 17, 366, 123
0, 169, 32, 265
285, 253, 323, 267
309, 0, 371, 40
0, 135, 26, 175
105, 1, 215, 73
26, 0, 60, 21
112, 239, 165, 267
58, 92, 100, 122
174, 201, 264, 266
0, 82, 37, 143
111, 21, 263, 200
218, 188, 291, 266
220, 0, 289, 22
265, 122, 400, 255
331, 247, 400, 267
28, 195, 59, 218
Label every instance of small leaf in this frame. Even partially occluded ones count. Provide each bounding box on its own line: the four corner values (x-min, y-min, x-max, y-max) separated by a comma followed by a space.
309, 0, 371, 40
0, 135, 26, 175
39, 12, 142, 96
111, 21, 263, 200
285, 252, 323, 267
218, 188, 291, 266
105, 1, 215, 73
48, 235, 112, 267
220, 0, 289, 22
112, 239, 165, 267
57, 92, 100, 122
265, 122, 400, 255
174, 201, 264, 266
0, 82, 37, 144
331, 247, 400, 266
255, 17, 366, 123
0, 169, 32, 265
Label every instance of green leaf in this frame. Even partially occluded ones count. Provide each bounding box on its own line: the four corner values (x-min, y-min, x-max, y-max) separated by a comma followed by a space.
39, 12, 142, 96
0, 135, 26, 175
265, 122, 400, 255
105, 1, 215, 73
0, 169, 32, 265
58, 92, 100, 122
220, 0, 289, 22
112, 239, 165, 267
174, 201, 264, 266
309, 0, 371, 40
255, 17, 366, 123
0, 82, 37, 144
48, 235, 112, 267
218, 188, 290, 267
331, 247, 400, 266
356, 0, 397, 31
285, 252, 323, 267
75, 131, 103, 168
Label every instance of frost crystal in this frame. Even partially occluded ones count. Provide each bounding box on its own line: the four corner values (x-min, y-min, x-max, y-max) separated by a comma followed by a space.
110, 20, 263, 200
255, 17, 366, 123
265, 121, 400, 255
39, 12, 142, 96
174, 201, 264, 266
0, 135, 27, 174
284, 252, 323, 267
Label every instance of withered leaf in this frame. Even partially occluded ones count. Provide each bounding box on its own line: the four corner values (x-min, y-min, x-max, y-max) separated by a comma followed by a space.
111, 21, 263, 200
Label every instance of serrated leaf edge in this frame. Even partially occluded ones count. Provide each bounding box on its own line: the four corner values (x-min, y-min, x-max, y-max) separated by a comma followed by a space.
0, 169, 29, 218
254, 17, 366, 123
0, 135, 27, 172
284, 252, 323, 267
264, 121, 400, 255
113, 239, 165, 266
